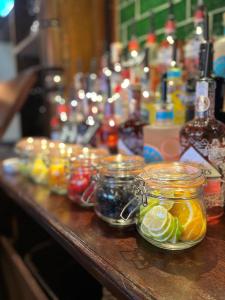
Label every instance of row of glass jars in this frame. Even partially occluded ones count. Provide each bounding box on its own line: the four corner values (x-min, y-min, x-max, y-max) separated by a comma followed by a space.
15, 138, 207, 251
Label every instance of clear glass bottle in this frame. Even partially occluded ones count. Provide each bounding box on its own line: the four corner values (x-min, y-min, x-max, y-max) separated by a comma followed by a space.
180, 17, 225, 221
134, 162, 206, 250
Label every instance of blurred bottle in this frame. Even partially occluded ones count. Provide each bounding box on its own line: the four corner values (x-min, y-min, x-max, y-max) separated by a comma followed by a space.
214, 12, 225, 78
144, 73, 180, 162
118, 84, 147, 156
167, 40, 186, 125
184, 0, 205, 78
100, 52, 119, 153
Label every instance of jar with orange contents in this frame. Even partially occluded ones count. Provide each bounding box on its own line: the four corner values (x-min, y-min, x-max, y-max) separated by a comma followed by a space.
121, 162, 207, 250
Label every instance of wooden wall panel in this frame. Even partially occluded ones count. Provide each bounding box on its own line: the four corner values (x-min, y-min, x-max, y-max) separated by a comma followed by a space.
58, 0, 106, 85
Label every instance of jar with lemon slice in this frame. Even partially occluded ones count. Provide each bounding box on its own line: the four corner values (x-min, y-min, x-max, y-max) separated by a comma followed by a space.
135, 162, 207, 250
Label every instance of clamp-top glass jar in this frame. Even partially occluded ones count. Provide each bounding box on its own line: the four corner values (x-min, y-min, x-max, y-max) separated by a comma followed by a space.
134, 162, 206, 250
30, 138, 49, 184
83, 155, 145, 227
48, 143, 81, 195
67, 147, 108, 206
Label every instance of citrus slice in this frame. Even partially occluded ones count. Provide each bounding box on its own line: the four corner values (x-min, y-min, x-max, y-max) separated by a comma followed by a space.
141, 205, 169, 233
148, 214, 176, 242
169, 217, 182, 244
139, 198, 159, 223
170, 200, 206, 242
159, 200, 174, 211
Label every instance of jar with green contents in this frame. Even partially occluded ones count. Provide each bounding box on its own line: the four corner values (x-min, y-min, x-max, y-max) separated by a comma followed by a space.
15, 137, 37, 177
122, 162, 207, 250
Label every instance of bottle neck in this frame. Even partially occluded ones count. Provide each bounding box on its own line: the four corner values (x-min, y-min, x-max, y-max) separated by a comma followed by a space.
128, 85, 141, 118
195, 78, 216, 119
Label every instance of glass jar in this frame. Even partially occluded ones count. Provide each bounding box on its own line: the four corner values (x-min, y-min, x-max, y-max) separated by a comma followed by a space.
15, 137, 38, 177
134, 162, 206, 250
67, 148, 108, 206
48, 143, 77, 195
83, 155, 145, 227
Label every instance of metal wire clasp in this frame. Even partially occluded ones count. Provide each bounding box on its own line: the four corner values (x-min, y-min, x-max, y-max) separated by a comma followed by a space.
120, 176, 148, 221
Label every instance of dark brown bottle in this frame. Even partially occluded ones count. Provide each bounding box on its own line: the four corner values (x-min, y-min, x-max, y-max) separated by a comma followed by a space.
118, 84, 147, 155
180, 16, 225, 221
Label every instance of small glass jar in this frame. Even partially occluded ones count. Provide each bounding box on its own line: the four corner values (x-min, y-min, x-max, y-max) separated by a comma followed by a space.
67, 148, 108, 206
15, 137, 37, 177
83, 155, 145, 227
134, 162, 206, 250
48, 143, 78, 195
30, 139, 49, 185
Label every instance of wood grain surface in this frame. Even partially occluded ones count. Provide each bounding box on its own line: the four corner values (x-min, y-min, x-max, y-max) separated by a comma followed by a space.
0, 168, 225, 300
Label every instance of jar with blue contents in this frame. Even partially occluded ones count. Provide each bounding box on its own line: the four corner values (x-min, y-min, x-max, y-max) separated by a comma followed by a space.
94, 155, 145, 227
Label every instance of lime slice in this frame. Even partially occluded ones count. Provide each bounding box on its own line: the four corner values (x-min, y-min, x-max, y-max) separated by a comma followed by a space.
169, 217, 182, 244
141, 205, 169, 234
139, 198, 159, 223
149, 214, 175, 242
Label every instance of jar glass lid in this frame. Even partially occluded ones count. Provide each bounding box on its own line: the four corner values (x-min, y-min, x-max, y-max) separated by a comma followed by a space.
140, 162, 205, 188
99, 154, 145, 176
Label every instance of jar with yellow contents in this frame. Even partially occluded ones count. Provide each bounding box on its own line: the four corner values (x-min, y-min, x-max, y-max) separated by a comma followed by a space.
48, 143, 81, 195
121, 162, 207, 250
30, 138, 49, 184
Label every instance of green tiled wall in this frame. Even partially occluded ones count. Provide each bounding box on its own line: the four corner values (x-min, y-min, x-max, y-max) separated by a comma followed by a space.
119, 0, 225, 45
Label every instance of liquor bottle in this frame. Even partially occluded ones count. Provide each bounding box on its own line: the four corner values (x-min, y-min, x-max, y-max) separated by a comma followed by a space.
143, 74, 180, 162
167, 40, 186, 125
76, 61, 101, 146
184, 0, 205, 77
213, 12, 225, 78
180, 15, 225, 221
118, 84, 147, 156
157, 0, 176, 75
100, 52, 119, 153
141, 12, 159, 124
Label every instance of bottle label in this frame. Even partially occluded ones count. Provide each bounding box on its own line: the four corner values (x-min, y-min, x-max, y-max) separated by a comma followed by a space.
180, 141, 225, 208
195, 81, 215, 118
156, 110, 174, 121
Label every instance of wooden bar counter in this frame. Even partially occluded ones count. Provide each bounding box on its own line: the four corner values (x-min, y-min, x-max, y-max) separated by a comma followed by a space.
0, 167, 225, 300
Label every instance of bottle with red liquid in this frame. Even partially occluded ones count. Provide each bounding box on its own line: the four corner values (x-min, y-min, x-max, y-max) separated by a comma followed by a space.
180, 15, 225, 222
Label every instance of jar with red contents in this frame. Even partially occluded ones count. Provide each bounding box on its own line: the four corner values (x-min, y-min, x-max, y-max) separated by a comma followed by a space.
67, 148, 108, 206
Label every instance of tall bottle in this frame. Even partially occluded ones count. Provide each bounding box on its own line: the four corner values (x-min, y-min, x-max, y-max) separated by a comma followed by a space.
141, 12, 159, 124
180, 15, 225, 221
213, 12, 225, 78
100, 52, 119, 153
144, 74, 180, 162
167, 39, 186, 125
118, 84, 147, 156
184, 0, 205, 77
